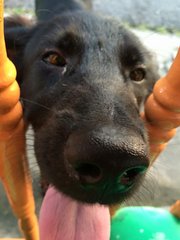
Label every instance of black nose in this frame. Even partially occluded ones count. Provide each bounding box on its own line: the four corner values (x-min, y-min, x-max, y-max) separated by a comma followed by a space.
64, 127, 149, 193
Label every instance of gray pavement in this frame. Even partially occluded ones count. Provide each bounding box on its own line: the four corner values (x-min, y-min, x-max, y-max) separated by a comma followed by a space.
1, 0, 180, 238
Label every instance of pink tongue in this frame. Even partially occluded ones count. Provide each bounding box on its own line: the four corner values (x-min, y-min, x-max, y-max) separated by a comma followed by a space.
39, 186, 110, 240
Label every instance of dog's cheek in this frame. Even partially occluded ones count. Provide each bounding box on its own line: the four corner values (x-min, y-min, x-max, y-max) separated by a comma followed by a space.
33, 117, 70, 182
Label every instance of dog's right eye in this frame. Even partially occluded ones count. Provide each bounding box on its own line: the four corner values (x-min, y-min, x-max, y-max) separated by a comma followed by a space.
42, 51, 67, 67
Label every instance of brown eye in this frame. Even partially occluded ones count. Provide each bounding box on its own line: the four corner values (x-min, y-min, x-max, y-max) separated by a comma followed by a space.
42, 51, 67, 67
130, 68, 146, 82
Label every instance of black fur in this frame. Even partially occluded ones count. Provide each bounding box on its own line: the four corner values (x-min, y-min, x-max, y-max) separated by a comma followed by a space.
5, 0, 159, 204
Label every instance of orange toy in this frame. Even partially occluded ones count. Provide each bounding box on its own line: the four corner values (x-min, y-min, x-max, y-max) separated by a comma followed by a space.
142, 48, 180, 217
0, 0, 39, 239
142, 48, 180, 162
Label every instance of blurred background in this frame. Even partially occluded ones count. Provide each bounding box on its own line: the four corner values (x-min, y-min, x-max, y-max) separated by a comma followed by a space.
0, 0, 180, 237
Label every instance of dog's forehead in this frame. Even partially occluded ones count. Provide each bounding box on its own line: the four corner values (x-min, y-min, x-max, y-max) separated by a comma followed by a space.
42, 13, 126, 47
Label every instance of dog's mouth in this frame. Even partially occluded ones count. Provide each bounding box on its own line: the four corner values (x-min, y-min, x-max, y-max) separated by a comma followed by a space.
38, 168, 146, 240
37, 140, 147, 239
39, 186, 111, 240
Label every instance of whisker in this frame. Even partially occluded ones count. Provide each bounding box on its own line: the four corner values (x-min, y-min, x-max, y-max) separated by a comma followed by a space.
20, 97, 54, 112
36, 8, 54, 16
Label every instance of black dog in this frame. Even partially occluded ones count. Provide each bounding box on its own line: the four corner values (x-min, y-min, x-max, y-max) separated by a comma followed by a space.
5, 0, 159, 205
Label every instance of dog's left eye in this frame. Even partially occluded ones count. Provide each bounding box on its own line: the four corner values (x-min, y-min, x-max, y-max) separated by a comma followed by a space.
129, 67, 146, 82
42, 51, 67, 67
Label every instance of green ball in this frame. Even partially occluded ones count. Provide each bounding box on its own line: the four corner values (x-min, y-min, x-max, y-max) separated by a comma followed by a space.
110, 207, 180, 240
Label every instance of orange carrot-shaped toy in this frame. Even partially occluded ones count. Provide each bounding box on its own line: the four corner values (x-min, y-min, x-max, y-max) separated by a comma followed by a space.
143, 48, 180, 162
142, 48, 180, 217
0, 0, 39, 239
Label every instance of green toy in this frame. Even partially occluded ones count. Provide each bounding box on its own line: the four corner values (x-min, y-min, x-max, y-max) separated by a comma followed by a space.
110, 206, 180, 240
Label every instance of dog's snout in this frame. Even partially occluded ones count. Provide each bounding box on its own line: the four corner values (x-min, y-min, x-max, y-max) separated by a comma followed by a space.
64, 127, 149, 196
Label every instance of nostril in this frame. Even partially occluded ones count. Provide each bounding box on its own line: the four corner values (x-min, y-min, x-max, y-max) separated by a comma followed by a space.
118, 166, 147, 192
75, 163, 102, 184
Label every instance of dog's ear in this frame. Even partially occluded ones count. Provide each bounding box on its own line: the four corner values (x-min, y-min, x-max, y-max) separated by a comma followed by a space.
4, 16, 35, 86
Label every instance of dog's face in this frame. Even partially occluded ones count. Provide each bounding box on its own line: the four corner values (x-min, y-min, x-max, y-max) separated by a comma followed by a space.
5, 12, 159, 205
